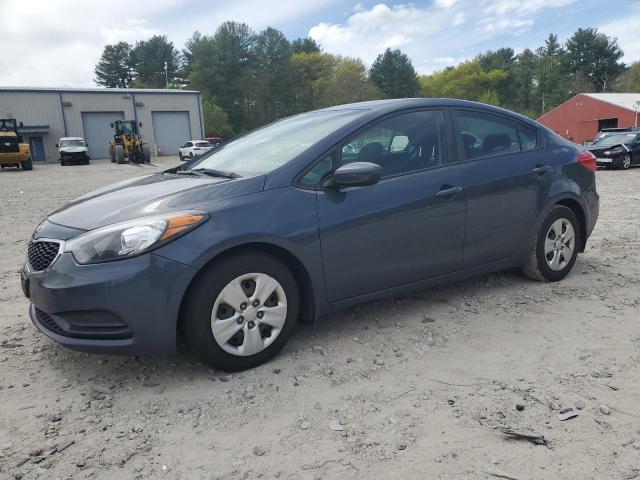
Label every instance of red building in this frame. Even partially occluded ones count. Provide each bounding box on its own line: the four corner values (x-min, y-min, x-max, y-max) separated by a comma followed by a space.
537, 93, 640, 144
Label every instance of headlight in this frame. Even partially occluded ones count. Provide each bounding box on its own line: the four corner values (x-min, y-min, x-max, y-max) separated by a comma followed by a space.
604, 147, 624, 155
64, 211, 207, 264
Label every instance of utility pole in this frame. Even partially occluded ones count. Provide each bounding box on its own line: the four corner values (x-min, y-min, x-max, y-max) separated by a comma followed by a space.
164, 61, 168, 89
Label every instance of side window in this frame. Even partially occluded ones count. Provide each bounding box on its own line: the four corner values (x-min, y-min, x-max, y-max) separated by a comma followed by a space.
519, 125, 538, 151
456, 110, 521, 159
340, 110, 447, 178
299, 151, 335, 187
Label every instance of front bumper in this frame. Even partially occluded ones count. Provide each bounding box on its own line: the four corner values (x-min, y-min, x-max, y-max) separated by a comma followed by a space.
24, 251, 195, 355
594, 155, 622, 167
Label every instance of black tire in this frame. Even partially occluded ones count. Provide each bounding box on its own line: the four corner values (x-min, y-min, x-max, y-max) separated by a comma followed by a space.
109, 146, 116, 163
522, 205, 581, 282
181, 251, 300, 371
115, 144, 126, 164
60, 159, 66, 166
620, 154, 632, 170
21, 158, 33, 170
179, 152, 184, 161
142, 145, 151, 163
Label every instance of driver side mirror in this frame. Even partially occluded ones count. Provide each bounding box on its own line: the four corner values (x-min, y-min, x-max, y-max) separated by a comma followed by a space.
323, 162, 382, 188
139, 122, 142, 127
110, 122, 114, 128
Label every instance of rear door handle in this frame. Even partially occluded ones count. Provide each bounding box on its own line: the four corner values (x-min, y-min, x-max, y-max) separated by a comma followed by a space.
436, 185, 463, 198
531, 165, 551, 175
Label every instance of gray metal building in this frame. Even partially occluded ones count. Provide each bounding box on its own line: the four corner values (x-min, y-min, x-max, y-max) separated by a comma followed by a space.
0, 87, 204, 161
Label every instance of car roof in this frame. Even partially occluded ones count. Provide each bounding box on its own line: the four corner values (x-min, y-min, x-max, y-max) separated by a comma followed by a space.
59, 137, 84, 141
315, 98, 538, 126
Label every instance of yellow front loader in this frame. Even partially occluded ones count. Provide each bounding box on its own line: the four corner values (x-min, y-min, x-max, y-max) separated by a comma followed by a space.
108, 120, 151, 164
0, 119, 32, 170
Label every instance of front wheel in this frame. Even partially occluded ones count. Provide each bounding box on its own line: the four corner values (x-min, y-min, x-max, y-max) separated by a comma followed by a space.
522, 205, 581, 282
21, 158, 33, 170
621, 154, 632, 170
115, 145, 125, 164
181, 252, 300, 371
142, 145, 151, 163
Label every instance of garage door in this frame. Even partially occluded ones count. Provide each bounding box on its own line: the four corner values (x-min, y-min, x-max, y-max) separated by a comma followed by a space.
152, 111, 191, 156
81, 111, 124, 159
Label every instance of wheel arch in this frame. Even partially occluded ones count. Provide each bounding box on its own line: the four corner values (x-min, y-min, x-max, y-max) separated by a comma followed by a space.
177, 242, 316, 336
554, 197, 587, 253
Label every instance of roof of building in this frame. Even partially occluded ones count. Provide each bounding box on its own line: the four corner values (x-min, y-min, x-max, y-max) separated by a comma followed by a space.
0, 87, 199, 95
582, 93, 640, 112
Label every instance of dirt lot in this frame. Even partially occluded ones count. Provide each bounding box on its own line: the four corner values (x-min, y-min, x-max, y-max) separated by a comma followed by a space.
0, 158, 639, 480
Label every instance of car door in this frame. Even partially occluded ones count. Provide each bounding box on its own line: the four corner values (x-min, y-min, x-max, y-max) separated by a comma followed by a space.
311, 109, 466, 302
453, 109, 551, 267
631, 135, 640, 164
181, 142, 192, 156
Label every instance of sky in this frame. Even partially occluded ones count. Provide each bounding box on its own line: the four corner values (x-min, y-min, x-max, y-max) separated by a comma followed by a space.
0, 0, 638, 88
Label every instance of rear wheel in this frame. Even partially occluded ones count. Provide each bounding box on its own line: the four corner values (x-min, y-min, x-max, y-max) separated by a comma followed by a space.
115, 145, 125, 164
21, 158, 33, 170
181, 252, 300, 371
109, 145, 116, 163
522, 205, 580, 282
142, 145, 151, 163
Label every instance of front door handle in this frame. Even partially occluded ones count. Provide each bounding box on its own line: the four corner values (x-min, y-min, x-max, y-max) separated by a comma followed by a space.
531, 165, 551, 175
436, 185, 463, 198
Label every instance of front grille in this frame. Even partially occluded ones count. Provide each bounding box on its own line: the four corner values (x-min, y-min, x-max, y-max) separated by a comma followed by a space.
0, 136, 19, 153
27, 241, 60, 272
34, 308, 66, 336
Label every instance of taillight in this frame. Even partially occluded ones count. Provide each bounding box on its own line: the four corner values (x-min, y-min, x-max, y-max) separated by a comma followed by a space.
578, 150, 596, 173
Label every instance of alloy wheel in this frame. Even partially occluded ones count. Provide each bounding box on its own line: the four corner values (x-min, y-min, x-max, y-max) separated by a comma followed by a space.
544, 218, 575, 271
210, 273, 287, 356
622, 154, 631, 169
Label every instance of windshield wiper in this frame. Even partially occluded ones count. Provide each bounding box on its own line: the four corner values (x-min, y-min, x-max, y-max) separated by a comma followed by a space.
169, 168, 240, 179
190, 168, 241, 178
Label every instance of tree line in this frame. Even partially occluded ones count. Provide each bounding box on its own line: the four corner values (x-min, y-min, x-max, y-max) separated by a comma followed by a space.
95, 23, 634, 138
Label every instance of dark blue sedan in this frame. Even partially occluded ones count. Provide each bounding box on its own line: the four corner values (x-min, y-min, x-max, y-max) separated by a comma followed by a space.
22, 99, 599, 371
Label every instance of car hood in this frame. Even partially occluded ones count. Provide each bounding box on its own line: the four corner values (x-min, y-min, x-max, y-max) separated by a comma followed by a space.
48, 172, 265, 230
60, 146, 87, 153
588, 143, 631, 155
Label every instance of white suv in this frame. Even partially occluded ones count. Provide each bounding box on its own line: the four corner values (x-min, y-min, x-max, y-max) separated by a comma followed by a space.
57, 137, 90, 166
178, 140, 213, 161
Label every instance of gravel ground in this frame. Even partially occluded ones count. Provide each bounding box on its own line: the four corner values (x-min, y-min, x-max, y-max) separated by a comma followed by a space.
1, 158, 639, 480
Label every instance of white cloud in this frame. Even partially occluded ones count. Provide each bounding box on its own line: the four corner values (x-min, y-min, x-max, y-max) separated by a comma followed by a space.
600, 5, 640, 65
434, 0, 460, 7
308, 1, 578, 74
0, 0, 338, 87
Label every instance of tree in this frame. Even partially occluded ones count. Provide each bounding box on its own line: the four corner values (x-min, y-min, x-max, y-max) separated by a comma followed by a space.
419, 60, 507, 103
203, 100, 234, 138
187, 22, 256, 132
613, 61, 640, 92
537, 34, 568, 113
131, 35, 182, 88
313, 57, 382, 108
250, 27, 295, 126
369, 48, 420, 98
512, 48, 539, 114
292, 37, 321, 54
290, 51, 336, 111
564, 28, 625, 92
95, 41, 134, 88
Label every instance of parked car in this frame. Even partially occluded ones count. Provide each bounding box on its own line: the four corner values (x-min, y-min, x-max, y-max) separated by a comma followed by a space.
592, 127, 640, 144
57, 137, 90, 166
178, 140, 213, 161
204, 136, 224, 148
22, 99, 599, 371
588, 131, 640, 169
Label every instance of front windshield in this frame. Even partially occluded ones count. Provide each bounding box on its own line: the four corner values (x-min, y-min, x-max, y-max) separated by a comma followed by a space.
117, 122, 134, 134
60, 139, 85, 147
0, 119, 17, 131
594, 133, 637, 146
189, 110, 365, 175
